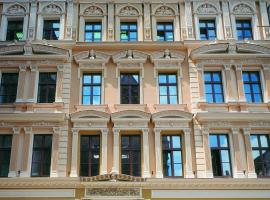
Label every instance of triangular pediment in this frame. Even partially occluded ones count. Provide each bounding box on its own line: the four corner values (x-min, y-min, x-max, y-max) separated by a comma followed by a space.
74, 50, 110, 64
112, 50, 148, 64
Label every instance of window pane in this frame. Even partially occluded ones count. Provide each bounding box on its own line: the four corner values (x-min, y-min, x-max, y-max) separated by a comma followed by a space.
222, 163, 231, 176
205, 84, 213, 93
173, 163, 182, 176
93, 96, 101, 105
260, 135, 269, 148
93, 86, 101, 95
169, 86, 177, 95
210, 135, 218, 147
159, 75, 167, 83
168, 75, 176, 83
83, 87, 90, 95
172, 136, 181, 148
160, 96, 167, 104
173, 151, 182, 162
252, 150, 260, 160
170, 96, 178, 104
221, 150, 230, 162
250, 135, 259, 147
162, 136, 171, 149
159, 86, 167, 95
220, 135, 228, 147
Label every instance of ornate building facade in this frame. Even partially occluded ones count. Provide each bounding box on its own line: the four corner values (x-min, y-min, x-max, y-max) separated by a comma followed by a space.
0, 0, 270, 199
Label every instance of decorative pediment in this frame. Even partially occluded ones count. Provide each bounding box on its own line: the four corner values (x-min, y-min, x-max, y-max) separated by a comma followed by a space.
151, 49, 185, 67
232, 3, 254, 15
119, 6, 139, 16
112, 110, 151, 120
190, 42, 270, 60
84, 6, 103, 16
6, 4, 26, 15
155, 5, 175, 16
71, 110, 110, 121
74, 50, 110, 67
42, 3, 62, 15
153, 110, 193, 121
113, 50, 148, 68
196, 3, 218, 14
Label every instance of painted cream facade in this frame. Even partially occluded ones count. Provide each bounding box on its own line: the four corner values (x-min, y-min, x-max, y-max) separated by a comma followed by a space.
0, 0, 270, 199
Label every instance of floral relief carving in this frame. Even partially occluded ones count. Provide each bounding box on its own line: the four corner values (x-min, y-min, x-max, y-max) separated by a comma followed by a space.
6, 4, 26, 15
42, 4, 62, 15
84, 6, 103, 16
86, 188, 141, 197
155, 6, 175, 16
233, 3, 253, 14
196, 3, 218, 14
119, 6, 139, 16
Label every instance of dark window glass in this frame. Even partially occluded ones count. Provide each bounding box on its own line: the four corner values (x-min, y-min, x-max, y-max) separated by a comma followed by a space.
209, 134, 232, 177
0, 73, 18, 104
243, 71, 263, 103
120, 73, 140, 104
162, 135, 183, 177
85, 22, 102, 42
268, 6, 270, 24
31, 135, 52, 177
6, 20, 24, 41
236, 20, 253, 40
43, 20, 60, 40
204, 71, 224, 103
37, 72, 57, 103
120, 22, 137, 41
250, 134, 270, 177
159, 74, 178, 104
82, 74, 101, 105
80, 135, 100, 177
0, 135, 12, 177
121, 135, 141, 176
199, 20, 216, 40
157, 22, 174, 41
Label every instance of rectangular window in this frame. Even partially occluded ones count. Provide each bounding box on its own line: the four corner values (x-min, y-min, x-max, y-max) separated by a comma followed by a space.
0, 135, 12, 177
159, 74, 178, 104
43, 20, 60, 40
31, 135, 52, 177
120, 73, 140, 104
0, 73, 18, 104
80, 135, 100, 177
121, 135, 141, 177
6, 20, 24, 41
162, 135, 183, 177
250, 134, 270, 177
120, 22, 137, 41
82, 74, 101, 105
204, 71, 224, 103
85, 22, 102, 42
199, 19, 216, 40
236, 20, 253, 40
242, 71, 263, 103
37, 72, 57, 103
209, 134, 232, 177
157, 22, 174, 41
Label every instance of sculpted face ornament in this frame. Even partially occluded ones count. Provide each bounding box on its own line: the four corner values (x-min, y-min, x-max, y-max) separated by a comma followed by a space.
164, 49, 171, 59
127, 50, 133, 59
89, 49, 95, 59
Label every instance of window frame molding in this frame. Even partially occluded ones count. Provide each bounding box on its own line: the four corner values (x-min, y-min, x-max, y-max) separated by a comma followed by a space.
79, 4, 107, 42
0, 3, 29, 41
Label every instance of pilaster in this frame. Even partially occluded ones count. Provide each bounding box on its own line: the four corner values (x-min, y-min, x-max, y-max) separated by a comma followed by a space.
16, 66, 27, 103
183, 128, 194, 178
27, 65, 38, 103
70, 128, 79, 177
107, 2, 115, 41
20, 127, 33, 177
224, 65, 234, 102
8, 127, 21, 177
51, 127, 61, 177
202, 127, 213, 178
101, 129, 108, 175
28, 1, 37, 40
154, 128, 163, 178
143, 2, 151, 41
235, 65, 246, 102
142, 129, 151, 178
263, 65, 270, 103
184, 0, 195, 39
111, 128, 120, 174
197, 64, 206, 103
55, 65, 64, 103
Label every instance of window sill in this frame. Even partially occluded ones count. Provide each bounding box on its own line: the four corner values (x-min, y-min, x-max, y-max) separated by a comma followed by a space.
75, 104, 109, 112
13, 102, 64, 113
0, 104, 16, 113
154, 104, 188, 112
114, 104, 147, 112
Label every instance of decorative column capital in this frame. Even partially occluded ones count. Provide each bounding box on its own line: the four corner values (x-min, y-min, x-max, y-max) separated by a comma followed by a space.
197, 63, 204, 71
154, 128, 161, 134
202, 126, 209, 135
142, 128, 148, 134
101, 129, 108, 135
72, 128, 79, 135
53, 127, 61, 134
19, 65, 27, 71
243, 128, 251, 135
231, 128, 239, 135
13, 127, 21, 134
24, 127, 32, 134
183, 128, 191, 135
30, 65, 38, 72
235, 65, 242, 71
262, 64, 270, 71
57, 65, 64, 72
113, 128, 120, 135
224, 64, 232, 70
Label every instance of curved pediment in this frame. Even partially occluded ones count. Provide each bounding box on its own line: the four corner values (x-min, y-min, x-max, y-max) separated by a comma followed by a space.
151, 49, 185, 64
190, 42, 270, 60
152, 110, 193, 120
196, 3, 218, 15
111, 110, 151, 120
71, 110, 110, 121
113, 50, 148, 64
74, 50, 110, 65
6, 4, 26, 15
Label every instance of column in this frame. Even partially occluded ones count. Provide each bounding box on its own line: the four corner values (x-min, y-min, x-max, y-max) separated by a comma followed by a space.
224, 65, 234, 102
142, 129, 151, 178
174, 14, 181, 41
8, 128, 21, 177
154, 128, 163, 178
197, 64, 206, 102
51, 127, 60, 177
28, 0, 37, 40
16, 66, 27, 103
20, 127, 33, 177
138, 15, 143, 41
107, 2, 115, 41
184, 0, 195, 40
260, 0, 270, 39
216, 13, 224, 40
65, 0, 73, 40
263, 65, 270, 103
222, 0, 233, 39
243, 128, 257, 178
55, 65, 64, 103
235, 65, 246, 102
27, 65, 38, 103
101, 129, 108, 175
0, 13, 7, 41
111, 129, 119, 174
143, 2, 151, 41
70, 128, 79, 177
202, 127, 213, 178
183, 128, 194, 178
231, 128, 245, 178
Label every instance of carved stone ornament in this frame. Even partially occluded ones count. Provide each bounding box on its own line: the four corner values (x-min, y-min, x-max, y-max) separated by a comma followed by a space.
155, 6, 175, 16
85, 187, 141, 197
119, 6, 139, 16
81, 173, 146, 182
42, 4, 62, 15
84, 6, 103, 16
196, 3, 218, 14
6, 4, 26, 15
233, 3, 253, 14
